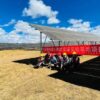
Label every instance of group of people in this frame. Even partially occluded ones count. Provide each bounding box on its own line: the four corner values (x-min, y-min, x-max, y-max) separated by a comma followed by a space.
36, 52, 80, 73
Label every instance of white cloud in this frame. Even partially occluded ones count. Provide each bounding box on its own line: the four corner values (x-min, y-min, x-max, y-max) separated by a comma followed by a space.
14, 20, 40, 35
23, 0, 60, 24
0, 28, 6, 35
0, 27, 19, 43
60, 18, 100, 36
68, 19, 83, 25
0, 20, 50, 43
0, 18, 100, 43
47, 16, 60, 24
0, 19, 16, 27
67, 19, 91, 32
90, 25, 100, 35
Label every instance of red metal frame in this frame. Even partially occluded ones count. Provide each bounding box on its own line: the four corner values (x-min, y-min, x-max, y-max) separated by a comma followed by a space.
42, 44, 100, 56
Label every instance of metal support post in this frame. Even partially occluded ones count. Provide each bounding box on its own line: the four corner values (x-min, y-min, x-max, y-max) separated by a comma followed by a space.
40, 32, 42, 53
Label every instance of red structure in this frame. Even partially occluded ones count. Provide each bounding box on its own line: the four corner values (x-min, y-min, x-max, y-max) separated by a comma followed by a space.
43, 44, 100, 56
31, 24, 100, 56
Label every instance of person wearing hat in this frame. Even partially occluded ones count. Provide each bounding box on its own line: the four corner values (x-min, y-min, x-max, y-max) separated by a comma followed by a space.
36, 53, 45, 68
62, 52, 69, 63
61, 52, 70, 72
71, 51, 80, 71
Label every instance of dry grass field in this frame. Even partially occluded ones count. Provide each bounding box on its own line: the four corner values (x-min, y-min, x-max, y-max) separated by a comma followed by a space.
0, 50, 100, 100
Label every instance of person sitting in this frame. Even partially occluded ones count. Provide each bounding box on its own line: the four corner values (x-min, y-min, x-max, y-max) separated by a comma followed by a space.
72, 52, 80, 69
49, 55, 59, 69
58, 54, 64, 70
36, 53, 44, 68
61, 53, 70, 71
62, 53, 69, 64
53, 54, 64, 71
44, 53, 50, 65
67, 52, 80, 73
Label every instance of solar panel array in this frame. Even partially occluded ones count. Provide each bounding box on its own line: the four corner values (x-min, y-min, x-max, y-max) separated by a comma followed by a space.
32, 24, 100, 42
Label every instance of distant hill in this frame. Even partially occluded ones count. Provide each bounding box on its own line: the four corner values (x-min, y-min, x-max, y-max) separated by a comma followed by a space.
0, 43, 40, 50
0, 41, 97, 50
0, 42, 61, 50
0, 42, 60, 50
0, 42, 58, 50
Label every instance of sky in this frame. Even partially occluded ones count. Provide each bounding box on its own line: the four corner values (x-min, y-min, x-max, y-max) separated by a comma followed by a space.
0, 0, 100, 43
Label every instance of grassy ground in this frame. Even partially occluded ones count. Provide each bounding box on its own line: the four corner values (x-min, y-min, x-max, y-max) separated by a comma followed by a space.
0, 50, 100, 100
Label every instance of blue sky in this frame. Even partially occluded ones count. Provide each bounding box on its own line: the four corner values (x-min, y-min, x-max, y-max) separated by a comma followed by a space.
0, 0, 100, 43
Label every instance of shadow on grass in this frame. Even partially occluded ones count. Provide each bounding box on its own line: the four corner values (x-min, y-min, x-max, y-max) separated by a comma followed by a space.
13, 57, 39, 66
13, 56, 100, 90
49, 56, 100, 91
